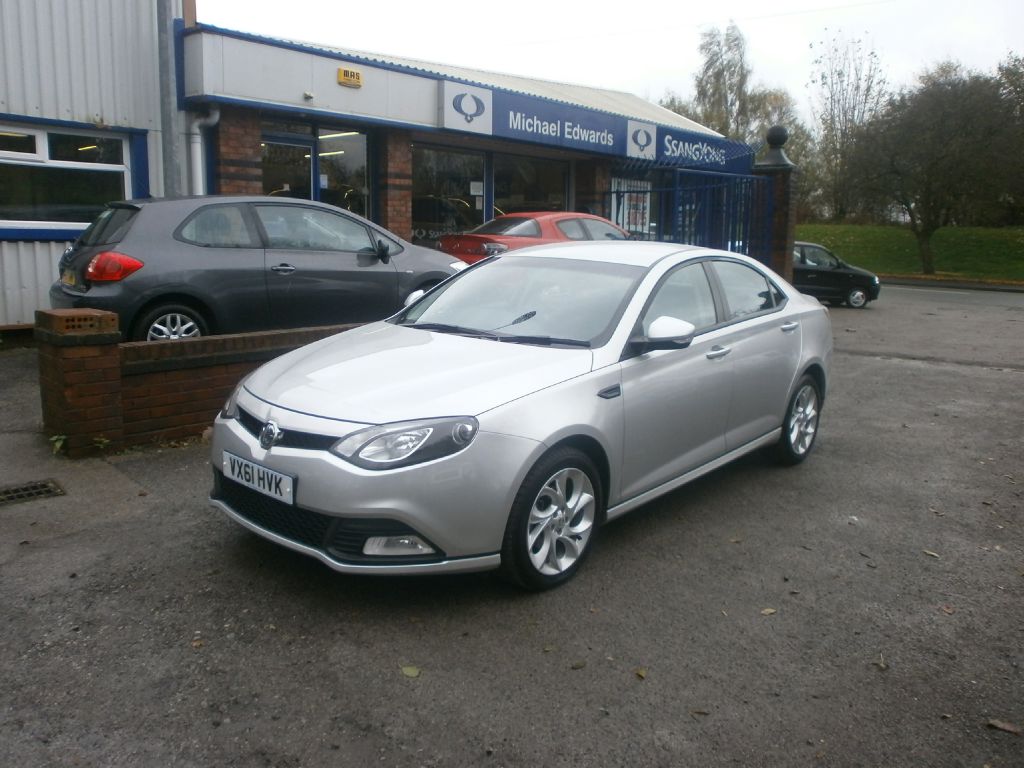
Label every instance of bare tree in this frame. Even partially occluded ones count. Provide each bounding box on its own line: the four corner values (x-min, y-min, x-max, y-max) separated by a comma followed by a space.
809, 33, 888, 221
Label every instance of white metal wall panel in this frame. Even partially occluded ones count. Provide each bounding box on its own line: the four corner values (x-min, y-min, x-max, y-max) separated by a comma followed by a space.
0, 0, 160, 129
0, 241, 67, 327
186, 33, 441, 129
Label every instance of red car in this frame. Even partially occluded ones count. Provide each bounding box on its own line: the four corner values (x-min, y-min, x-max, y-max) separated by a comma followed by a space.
438, 212, 630, 263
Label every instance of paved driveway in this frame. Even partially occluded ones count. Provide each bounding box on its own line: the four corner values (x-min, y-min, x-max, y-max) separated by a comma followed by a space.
1, 286, 1022, 767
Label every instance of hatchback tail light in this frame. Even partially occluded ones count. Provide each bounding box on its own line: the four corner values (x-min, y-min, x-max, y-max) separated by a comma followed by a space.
84, 251, 144, 282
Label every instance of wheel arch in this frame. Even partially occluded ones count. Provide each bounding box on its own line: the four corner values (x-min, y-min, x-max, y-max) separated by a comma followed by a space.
129, 293, 217, 339
544, 434, 611, 523
802, 362, 828, 404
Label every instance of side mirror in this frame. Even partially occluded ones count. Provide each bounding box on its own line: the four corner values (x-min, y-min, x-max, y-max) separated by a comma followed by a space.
631, 316, 697, 352
403, 289, 426, 308
376, 239, 391, 264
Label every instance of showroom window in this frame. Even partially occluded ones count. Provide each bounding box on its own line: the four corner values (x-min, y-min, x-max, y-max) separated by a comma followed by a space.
494, 154, 567, 216
412, 146, 484, 246
0, 125, 131, 225
260, 121, 369, 216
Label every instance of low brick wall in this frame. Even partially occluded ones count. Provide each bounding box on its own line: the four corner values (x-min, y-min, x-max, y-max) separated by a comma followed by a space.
35, 309, 356, 458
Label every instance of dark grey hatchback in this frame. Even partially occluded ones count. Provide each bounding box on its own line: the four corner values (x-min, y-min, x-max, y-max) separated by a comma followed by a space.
50, 197, 465, 340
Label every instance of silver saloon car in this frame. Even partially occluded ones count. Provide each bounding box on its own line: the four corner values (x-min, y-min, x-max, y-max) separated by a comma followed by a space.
210, 242, 833, 590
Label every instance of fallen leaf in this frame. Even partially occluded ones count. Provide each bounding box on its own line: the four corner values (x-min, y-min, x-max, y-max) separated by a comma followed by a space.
761, 608, 777, 616
941, 713, 953, 720
923, 550, 941, 559
721, 610, 728, 616
542, 645, 554, 653
689, 709, 710, 718
401, 665, 421, 678
940, 605, 955, 615
190, 638, 204, 649
729, 538, 742, 544
634, 667, 647, 680
571, 660, 586, 670
986, 719, 1021, 735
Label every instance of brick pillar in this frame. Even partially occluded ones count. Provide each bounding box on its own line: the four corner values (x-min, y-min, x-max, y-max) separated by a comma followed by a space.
754, 126, 798, 281
574, 159, 611, 218
214, 106, 263, 195
377, 130, 412, 239
35, 309, 124, 458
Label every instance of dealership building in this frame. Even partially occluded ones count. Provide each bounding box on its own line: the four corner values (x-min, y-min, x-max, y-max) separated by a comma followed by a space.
0, 0, 771, 327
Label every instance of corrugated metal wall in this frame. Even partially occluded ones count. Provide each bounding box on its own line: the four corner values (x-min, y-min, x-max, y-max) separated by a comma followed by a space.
0, 241, 69, 326
0, 0, 161, 128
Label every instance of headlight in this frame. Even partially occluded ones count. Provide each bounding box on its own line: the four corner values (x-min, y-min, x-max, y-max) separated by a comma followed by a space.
330, 417, 479, 469
219, 375, 251, 419
483, 242, 508, 256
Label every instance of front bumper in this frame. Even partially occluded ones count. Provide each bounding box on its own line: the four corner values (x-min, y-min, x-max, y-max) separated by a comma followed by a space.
209, 391, 541, 575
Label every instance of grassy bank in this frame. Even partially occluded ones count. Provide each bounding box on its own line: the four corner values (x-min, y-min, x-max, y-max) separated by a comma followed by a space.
794, 224, 1024, 283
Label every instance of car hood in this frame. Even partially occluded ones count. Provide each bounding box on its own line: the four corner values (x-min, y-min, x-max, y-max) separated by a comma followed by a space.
843, 263, 878, 281
245, 322, 594, 424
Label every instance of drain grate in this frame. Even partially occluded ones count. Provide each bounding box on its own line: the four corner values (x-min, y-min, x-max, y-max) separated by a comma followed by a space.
0, 479, 66, 506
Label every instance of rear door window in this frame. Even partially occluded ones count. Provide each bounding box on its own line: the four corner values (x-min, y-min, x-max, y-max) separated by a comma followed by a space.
712, 260, 781, 320
582, 219, 627, 241
556, 218, 588, 240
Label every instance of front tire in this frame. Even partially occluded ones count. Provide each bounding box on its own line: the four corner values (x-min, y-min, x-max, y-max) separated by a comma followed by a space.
773, 375, 821, 465
499, 447, 602, 590
846, 287, 869, 308
133, 304, 209, 341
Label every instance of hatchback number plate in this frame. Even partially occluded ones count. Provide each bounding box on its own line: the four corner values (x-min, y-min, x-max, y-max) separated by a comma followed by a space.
223, 451, 294, 505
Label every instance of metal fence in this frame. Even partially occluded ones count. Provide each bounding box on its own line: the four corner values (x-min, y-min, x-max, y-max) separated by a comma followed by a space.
605, 170, 773, 265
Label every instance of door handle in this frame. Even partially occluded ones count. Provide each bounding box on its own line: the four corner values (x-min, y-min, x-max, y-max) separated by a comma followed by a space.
270, 263, 296, 274
780, 321, 799, 332
705, 345, 731, 360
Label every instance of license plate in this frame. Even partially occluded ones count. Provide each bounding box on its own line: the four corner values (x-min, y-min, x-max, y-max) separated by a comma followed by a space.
223, 451, 295, 505
60, 271, 76, 287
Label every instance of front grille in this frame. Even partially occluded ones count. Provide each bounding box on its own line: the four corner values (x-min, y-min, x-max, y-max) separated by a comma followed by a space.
237, 407, 339, 451
212, 470, 443, 564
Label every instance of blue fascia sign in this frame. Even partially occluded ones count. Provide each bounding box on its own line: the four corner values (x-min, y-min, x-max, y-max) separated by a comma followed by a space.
440, 81, 751, 173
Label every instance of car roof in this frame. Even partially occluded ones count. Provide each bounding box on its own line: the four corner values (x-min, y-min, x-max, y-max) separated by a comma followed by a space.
504, 240, 711, 268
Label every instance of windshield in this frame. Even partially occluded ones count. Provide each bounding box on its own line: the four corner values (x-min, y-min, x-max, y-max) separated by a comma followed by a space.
469, 217, 541, 237
394, 256, 645, 347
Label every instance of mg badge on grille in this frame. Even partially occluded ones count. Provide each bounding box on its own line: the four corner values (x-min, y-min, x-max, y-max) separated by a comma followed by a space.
259, 420, 282, 450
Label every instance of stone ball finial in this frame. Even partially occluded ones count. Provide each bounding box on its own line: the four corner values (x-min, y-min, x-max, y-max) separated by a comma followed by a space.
766, 125, 789, 148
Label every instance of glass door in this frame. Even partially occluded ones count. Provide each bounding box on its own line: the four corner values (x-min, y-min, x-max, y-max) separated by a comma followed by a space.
261, 141, 312, 199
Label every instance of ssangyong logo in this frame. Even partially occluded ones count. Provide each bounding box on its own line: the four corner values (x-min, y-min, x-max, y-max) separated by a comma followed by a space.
631, 128, 653, 152
452, 93, 486, 123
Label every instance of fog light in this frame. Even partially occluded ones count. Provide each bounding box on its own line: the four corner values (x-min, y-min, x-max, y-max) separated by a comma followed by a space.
363, 535, 435, 557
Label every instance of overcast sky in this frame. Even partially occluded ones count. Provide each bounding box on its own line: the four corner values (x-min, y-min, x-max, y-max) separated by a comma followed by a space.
196, 0, 1021, 123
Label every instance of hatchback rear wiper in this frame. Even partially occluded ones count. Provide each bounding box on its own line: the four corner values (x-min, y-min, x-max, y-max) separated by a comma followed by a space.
499, 334, 591, 348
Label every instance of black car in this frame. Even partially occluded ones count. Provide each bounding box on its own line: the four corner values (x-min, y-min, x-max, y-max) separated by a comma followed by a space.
793, 241, 880, 308
50, 196, 465, 340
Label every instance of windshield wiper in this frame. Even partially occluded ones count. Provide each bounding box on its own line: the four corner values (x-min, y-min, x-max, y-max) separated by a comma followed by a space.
499, 334, 591, 348
403, 322, 500, 339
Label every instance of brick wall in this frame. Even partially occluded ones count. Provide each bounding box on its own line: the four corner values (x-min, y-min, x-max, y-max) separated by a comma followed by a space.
215, 106, 263, 195
35, 309, 357, 458
377, 130, 413, 239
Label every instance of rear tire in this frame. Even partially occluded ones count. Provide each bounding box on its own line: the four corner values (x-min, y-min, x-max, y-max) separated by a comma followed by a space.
499, 447, 603, 590
133, 304, 209, 341
772, 375, 821, 465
